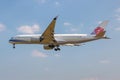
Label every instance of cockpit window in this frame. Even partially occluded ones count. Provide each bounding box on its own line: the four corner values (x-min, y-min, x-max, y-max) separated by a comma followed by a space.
11, 37, 14, 39
11, 37, 16, 39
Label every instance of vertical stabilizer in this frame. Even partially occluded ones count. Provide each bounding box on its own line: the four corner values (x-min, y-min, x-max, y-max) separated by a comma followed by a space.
91, 20, 109, 37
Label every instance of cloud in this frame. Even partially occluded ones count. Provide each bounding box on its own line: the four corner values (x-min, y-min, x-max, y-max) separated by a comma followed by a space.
17, 24, 40, 34
115, 15, 120, 21
65, 27, 80, 33
64, 22, 83, 33
32, 49, 61, 58
32, 50, 48, 58
64, 22, 72, 26
115, 8, 120, 21
70, 27, 79, 32
63, 22, 78, 33
99, 60, 110, 64
0, 23, 6, 32
116, 8, 120, 13
54, 53, 60, 57
55, 1, 60, 6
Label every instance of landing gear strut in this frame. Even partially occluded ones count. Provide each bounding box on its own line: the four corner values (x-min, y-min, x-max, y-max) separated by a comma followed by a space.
13, 44, 15, 49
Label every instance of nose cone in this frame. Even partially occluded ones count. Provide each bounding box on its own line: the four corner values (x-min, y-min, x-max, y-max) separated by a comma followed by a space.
9, 38, 14, 44
9, 39, 12, 43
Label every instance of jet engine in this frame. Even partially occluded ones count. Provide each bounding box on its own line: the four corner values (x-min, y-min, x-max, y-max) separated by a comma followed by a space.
43, 45, 55, 50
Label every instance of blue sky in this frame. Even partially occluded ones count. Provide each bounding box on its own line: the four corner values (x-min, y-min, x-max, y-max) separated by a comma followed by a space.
0, 0, 120, 80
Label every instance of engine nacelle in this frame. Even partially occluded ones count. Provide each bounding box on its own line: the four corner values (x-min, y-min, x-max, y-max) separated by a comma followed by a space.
43, 45, 54, 50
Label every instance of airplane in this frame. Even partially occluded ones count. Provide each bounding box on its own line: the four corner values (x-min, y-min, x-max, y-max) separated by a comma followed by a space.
9, 16, 110, 51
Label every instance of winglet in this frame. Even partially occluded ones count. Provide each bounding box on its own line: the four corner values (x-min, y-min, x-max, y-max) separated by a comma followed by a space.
54, 16, 58, 20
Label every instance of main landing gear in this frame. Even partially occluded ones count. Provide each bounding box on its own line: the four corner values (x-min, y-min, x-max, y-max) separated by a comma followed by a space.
54, 47, 60, 51
54, 45, 60, 51
49, 45, 61, 51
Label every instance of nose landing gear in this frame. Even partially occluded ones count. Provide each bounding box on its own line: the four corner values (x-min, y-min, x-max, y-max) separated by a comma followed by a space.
13, 44, 15, 49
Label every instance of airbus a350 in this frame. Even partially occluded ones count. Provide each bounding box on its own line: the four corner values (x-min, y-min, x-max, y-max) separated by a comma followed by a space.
9, 16, 109, 51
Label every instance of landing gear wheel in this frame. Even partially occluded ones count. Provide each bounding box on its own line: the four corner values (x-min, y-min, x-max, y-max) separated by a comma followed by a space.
57, 48, 60, 51
54, 48, 58, 51
54, 47, 61, 51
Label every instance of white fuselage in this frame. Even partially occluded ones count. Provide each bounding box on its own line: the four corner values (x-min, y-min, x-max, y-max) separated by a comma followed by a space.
8, 17, 109, 51
9, 34, 98, 45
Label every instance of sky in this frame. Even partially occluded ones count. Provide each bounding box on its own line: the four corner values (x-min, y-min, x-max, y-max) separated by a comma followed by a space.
0, 0, 120, 80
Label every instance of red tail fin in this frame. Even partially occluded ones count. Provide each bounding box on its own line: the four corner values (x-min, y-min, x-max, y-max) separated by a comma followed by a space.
91, 20, 109, 37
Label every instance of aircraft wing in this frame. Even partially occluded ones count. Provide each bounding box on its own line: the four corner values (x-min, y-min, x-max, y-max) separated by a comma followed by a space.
40, 16, 58, 44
